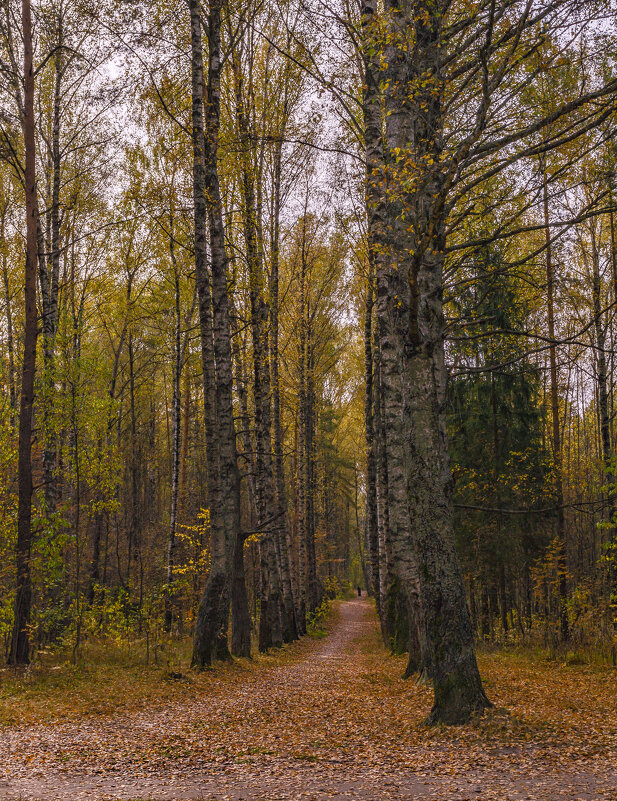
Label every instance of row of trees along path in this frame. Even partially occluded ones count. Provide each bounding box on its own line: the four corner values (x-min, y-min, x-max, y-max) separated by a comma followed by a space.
2, 0, 617, 750
2, 599, 617, 800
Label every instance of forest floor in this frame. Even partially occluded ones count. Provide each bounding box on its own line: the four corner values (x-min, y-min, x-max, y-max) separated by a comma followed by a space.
1, 598, 617, 801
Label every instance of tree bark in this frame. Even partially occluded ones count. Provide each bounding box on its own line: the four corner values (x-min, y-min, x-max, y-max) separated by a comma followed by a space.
10, 0, 39, 666
229, 298, 253, 658
39, 12, 63, 516
296, 230, 308, 631
363, 271, 380, 611
361, 0, 421, 670
270, 134, 298, 643
230, 51, 285, 651
370, 0, 490, 722
608, 183, 617, 644
192, 0, 241, 667
542, 162, 569, 643
165, 213, 181, 633
189, 0, 224, 666
1, 242, 16, 430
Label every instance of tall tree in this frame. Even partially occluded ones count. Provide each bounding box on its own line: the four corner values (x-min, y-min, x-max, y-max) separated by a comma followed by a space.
10, 0, 38, 666
192, 0, 242, 667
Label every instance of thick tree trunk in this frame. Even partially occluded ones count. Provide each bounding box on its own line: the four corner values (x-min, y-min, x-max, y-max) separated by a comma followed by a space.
203, 0, 240, 661
361, 0, 383, 622
366, 0, 490, 722
189, 0, 221, 661
10, 0, 38, 666
361, 0, 420, 669
191, 0, 240, 667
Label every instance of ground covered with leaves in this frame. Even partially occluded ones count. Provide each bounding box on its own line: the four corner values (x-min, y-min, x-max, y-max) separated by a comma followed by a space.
1, 599, 616, 800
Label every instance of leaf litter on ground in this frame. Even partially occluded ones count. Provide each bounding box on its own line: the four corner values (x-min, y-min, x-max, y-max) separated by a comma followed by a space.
0, 599, 616, 800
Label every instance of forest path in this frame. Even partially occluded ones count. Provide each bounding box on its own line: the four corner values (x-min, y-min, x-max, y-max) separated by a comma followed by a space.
1, 598, 616, 801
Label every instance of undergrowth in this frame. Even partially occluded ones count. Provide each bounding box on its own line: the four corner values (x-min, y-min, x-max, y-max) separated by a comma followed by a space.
306, 598, 332, 638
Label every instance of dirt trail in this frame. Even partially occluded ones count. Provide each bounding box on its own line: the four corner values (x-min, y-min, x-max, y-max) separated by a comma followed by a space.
1, 599, 616, 800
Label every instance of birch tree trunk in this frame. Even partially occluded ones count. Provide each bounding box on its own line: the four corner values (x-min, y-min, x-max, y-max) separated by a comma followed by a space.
189, 0, 221, 658
373, 0, 489, 722
40, 12, 63, 516
361, 0, 421, 669
191, 0, 241, 667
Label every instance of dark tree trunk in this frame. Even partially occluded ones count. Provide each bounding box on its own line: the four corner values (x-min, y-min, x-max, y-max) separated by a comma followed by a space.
363, 273, 380, 612
230, 299, 254, 658
231, 530, 251, 657
296, 235, 308, 631
10, 0, 38, 667
373, 319, 398, 648
590, 220, 614, 644
127, 333, 140, 588
542, 162, 569, 643
165, 221, 181, 633
87, 511, 103, 606
609, 188, 617, 640
590, 223, 612, 485
305, 343, 319, 612
270, 136, 297, 643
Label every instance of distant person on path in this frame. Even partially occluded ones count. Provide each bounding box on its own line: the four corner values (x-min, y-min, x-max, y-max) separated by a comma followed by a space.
357, 586, 362, 597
